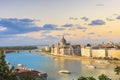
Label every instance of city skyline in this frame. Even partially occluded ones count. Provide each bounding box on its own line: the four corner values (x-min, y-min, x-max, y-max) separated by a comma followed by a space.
0, 0, 120, 46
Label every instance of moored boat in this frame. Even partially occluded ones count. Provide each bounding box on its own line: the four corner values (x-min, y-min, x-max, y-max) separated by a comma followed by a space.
95, 60, 110, 64
86, 65, 96, 69
58, 70, 71, 74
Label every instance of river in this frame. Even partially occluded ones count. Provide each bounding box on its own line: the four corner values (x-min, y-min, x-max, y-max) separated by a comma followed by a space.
5, 51, 119, 80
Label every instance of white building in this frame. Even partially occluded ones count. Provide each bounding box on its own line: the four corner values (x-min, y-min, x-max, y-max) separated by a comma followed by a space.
45, 46, 51, 52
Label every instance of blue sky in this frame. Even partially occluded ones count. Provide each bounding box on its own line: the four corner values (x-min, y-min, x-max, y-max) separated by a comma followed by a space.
0, 0, 120, 46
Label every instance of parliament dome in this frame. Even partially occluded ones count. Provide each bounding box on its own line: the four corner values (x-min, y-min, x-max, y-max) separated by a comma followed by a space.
60, 36, 66, 44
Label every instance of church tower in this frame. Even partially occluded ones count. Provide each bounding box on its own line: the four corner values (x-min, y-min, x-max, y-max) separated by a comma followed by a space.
61, 36, 66, 44
60, 36, 66, 47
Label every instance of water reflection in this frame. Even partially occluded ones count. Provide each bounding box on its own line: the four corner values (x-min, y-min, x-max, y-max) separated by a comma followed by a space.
53, 57, 66, 69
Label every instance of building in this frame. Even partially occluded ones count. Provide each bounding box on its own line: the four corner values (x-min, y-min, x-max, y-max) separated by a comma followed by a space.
51, 36, 81, 56
81, 45, 120, 59
15, 64, 47, 80
45, 46, 51, 52
48, 37, 120, 59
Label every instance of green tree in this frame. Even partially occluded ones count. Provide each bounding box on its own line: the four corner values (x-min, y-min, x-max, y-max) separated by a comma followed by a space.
114, 66, 120, 75
22, 75, 36, 80
114, 66, 120, 80
0, 50, 17, 80
78, 76, 87, 80
22, 74, 44, 80
78, 76, 96, 80
98, 74, 111, 80
87, 77, 96, 80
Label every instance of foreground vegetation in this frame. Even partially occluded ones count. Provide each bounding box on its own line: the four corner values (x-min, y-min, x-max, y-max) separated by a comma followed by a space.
77, 74, 113, 80
78, 74, 112, 80
0, 50, 17, 80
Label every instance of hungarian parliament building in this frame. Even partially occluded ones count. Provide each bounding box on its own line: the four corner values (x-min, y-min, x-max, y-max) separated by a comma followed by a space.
44, 36, 120, 59
50, 36, 81, 56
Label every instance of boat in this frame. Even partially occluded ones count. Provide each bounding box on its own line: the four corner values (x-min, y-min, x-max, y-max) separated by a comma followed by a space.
58, 70, 71, 74
95, 60, 110, 64
86, 65, 96, 69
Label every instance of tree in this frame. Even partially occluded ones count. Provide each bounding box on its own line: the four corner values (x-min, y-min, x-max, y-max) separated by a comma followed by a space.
98, 74, 111, 80
0, 50, 17, 80
114, 66, 120, 75
78, 76, 96, 80
114, 66, 120, 80
78, 76, 87, 80
87, 77, 96, 80
22, 75, 36, 80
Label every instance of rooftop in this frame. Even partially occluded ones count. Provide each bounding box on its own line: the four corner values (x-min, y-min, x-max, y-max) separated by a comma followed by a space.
15, 65, 47, 80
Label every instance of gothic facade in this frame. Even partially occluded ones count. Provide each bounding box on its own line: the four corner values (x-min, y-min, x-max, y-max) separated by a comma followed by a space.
51, 36, 81, 56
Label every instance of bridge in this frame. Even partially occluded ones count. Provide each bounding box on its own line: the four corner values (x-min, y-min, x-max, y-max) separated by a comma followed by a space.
4, 50, 37, 53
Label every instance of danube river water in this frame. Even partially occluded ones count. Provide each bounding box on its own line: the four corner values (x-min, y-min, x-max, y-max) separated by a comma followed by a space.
5, 51, 118, 80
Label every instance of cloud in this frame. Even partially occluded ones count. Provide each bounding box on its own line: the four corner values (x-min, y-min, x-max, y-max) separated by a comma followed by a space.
0, 35, 16, 38
82, 29, 86, 32
75, 24, 87, 31
76, 26, 87, 30
0, 26, 7, 31
41, 31, 50, 35
62, 24, 73, 27
81, 17, 89, 21
106, 18, 115, 21
77, 27, 87, 29
89, 19, 105, 26
88, 32, 95, 35
116, 16, 120, 19
61, 24, 87, 31
42, 24, 63, 30
113, 13, 118, 16
43, 35, 57, 39
97, 35, 101, 37
0, 18, 64, 38
69, 17, 78, 20
41, 35, 59, 44
0, 18, 41, 35
63, 33, 71, 36
108, 31, 112, 33
96, 4, 104, 6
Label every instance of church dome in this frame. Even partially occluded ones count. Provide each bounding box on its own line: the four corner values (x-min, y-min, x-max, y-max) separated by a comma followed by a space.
60, 36, 66, 44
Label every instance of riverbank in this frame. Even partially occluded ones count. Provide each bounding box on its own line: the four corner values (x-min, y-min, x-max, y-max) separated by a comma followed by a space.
36, 51, 120, 65
37, 51, 91, 60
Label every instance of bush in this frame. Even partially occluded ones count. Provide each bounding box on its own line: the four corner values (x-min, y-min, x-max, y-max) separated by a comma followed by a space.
98, 74, 111, 80
0, 50, 17, 80
113, 58, 119, 60
78, 76, 87, 80
114, 66, 120, 75
78, 76, 96, 80
77, 74, 111, 80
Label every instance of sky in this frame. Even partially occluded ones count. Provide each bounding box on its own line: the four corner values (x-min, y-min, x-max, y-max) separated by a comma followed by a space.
0, 0, 120, 46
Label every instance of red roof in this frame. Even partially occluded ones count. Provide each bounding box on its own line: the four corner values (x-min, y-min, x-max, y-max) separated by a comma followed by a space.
15, 68, 41, 80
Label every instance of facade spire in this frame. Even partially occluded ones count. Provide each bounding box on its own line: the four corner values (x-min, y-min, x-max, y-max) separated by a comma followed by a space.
61, 35, 66, 44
